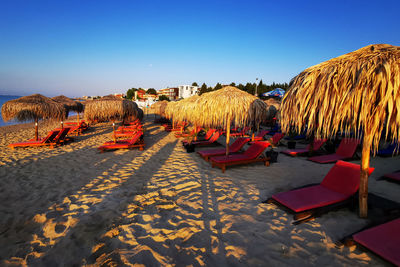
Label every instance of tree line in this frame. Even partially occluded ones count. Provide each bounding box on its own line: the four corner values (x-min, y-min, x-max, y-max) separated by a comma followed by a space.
194, 81, 289, 96
125, 80, 289, 100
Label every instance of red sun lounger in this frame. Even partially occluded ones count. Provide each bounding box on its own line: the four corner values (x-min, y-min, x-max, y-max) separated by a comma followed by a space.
353, 218, 400, 266
9, 129, 61, 149
210, 141, 271, 173
185, 131, 221, 147
252, 130, 271, 141
281, 139, 327, 157
268, 160, 374, 223
308, 138, 360, 164
182, 128, 217, 146
98, 131, 144, 152
382, 171, 400, 183
270, 132, 284, 146
198, 137, 250, 161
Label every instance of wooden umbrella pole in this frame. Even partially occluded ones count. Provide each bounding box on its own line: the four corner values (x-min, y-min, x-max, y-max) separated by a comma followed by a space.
194, 124, 197, 141
226, 118, 230, 156
61, 121, 64, 129
35, 118, 39, 141
112, 121, 117, 143
77, 112, 80, 124
359, 137, 372, 218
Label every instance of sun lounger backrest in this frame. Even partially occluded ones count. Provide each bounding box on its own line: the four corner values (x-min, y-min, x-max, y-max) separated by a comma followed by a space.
321, 160, 374, 196
336, 138, 360, 157
306, 139, 327, 151
128, 131, 143, 145
54, 127, 71, 143
229, 137, 250, 152
43, 130, 60, 143
272, 133, 284, 145
256, 130, 269, 138
243, 141, 271, 158
208, 131, 221, 142
204, 129, 217, 140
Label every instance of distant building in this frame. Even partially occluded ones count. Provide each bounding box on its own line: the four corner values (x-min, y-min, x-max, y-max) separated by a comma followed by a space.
158, 87, 179, 100
113, 93, 125, 98
178, 85, 199, 99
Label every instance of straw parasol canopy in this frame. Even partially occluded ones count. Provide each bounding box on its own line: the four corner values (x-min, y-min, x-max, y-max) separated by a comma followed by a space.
170, 95, 200, 123
1, 94, 66, 140
281, 44, 400, 218
190, 86, 268, 154
84, 98, 138, 122
151, 100, 169, 117
191, 86, 267, 128
52, 95, 84, 115
263, 98, 281, 122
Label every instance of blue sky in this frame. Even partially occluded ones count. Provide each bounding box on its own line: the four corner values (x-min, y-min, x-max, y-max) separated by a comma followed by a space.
0, 0, 399, 97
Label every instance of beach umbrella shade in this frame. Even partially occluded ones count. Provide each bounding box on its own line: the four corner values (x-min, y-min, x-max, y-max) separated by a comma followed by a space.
1, 94, 66, 140
84, 98, 138, 142
190, 86, 268, 155
263, 98, 281, 122
281, 44, 400, 218
263, 88, 286, 98
52, 95, 84, 127
151, 100, 169, 117
171, 95, 201, 134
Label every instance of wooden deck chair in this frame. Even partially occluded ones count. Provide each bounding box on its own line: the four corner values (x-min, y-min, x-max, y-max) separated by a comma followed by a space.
98, 131, 144, 152
210, 141, 271, 173
198, 137, 250, 161
281, 139, 327, 157
307, 138, 360, 164
265, 161, 374, 224
9, 129, 61, 149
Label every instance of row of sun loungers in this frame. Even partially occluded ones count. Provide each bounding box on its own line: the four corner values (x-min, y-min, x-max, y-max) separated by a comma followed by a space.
8, 120, 89, 149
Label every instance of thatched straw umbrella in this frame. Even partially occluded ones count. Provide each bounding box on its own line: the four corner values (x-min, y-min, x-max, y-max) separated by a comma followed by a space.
281, 44, 400, 218
151, 100, 169, 118
52, 95, 84, 127
1, 94, 66, 140
191, 86, 268, 155
84, 98, 138, 142
263, 98, 281, 122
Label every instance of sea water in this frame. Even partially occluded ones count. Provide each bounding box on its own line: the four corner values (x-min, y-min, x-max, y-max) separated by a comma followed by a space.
0, 95, 23, 127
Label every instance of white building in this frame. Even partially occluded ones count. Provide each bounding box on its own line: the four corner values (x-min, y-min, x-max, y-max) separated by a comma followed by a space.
178, 85, 199, 99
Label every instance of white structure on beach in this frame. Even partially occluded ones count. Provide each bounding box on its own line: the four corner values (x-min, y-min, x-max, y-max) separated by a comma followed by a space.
178, 85, 199, 99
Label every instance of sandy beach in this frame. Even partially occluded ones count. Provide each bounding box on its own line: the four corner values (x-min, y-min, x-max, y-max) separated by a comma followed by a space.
0, 115, 399, 266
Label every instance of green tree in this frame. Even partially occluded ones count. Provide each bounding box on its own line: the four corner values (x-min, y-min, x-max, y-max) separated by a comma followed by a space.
126, 88, 137, 100
158, 95, 170, 101
198, 83, 208, 95
147, 88, 157, 95
214, 83, 222, 91
230, 82, 236, 87
192, 82, 198, 87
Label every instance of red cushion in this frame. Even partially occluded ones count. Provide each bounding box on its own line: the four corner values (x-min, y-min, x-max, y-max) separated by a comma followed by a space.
321, 160, 374, 196
243, 141, 270, 157
211, 153, 252, 163
384, 172, 400, 182
272, 185, 348, 212
336, 138, 360, 157
353, 218, 400, 266
198, 148, 226, 157
308, 154, 345, 163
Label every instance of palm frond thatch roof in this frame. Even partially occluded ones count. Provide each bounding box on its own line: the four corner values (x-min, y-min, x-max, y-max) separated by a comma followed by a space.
1, 94, 66, 122
190, 86, 268, 128
151, 100, 169, 116
52, 95, 84, 113
84, 98, 138, 121
169, 95, 200, 123
281, 44, 400, 150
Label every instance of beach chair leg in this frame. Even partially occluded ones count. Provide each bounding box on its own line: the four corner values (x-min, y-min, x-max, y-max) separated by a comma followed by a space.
265, 160, 270, 166
222, 165, 226, 173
